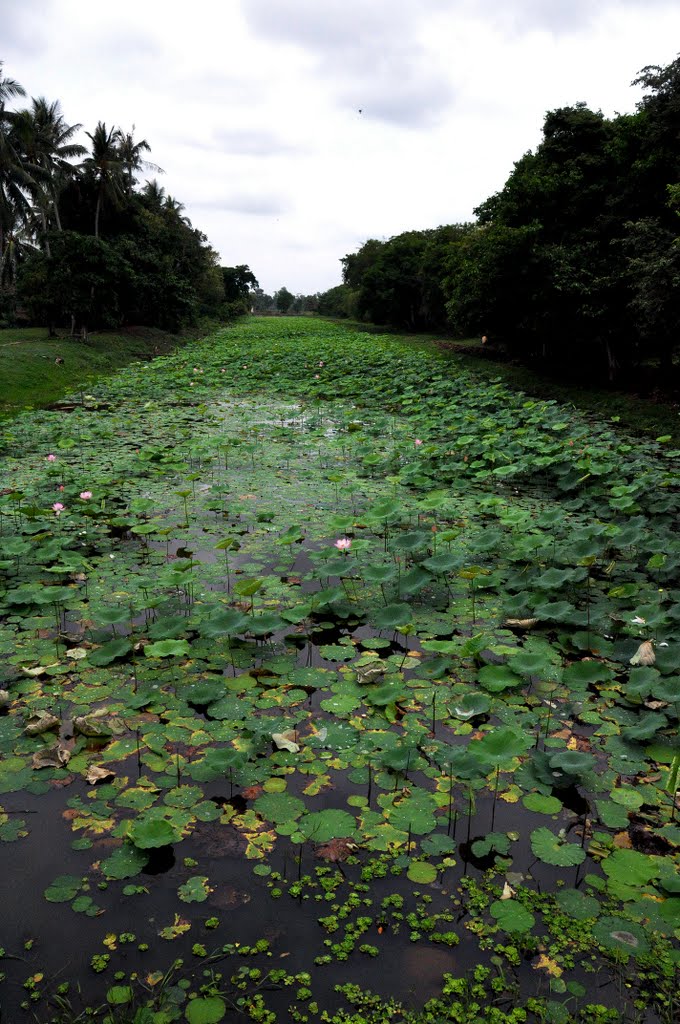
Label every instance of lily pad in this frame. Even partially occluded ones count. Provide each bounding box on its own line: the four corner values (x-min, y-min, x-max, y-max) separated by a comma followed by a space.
592, 916, 650, 957
490, 899, 535, 933
407, 861, 437, 883
298, 809, 356, 842
530, 827, 586, 866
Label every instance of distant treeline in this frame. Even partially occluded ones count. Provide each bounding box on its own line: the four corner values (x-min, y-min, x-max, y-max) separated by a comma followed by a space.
320, 56, 680, 382
0, 63, 257, 334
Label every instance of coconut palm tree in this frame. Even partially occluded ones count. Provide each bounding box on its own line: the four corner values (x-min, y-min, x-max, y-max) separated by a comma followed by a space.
23, 98, 85, 232
82, 121, 125, 239
12, 99, 85, 256
140, 178, 166, 211
117, 126, 163, 193
0, 64, 30, 265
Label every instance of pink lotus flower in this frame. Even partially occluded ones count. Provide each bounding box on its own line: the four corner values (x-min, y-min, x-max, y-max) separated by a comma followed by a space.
80, 491, 92, 500
52, 502, 65, 516
334, 538, 351, 551
318, 361, 324, 366
47, 454, 56, 462
414, 438, 423, 447
314, 374, 320, 379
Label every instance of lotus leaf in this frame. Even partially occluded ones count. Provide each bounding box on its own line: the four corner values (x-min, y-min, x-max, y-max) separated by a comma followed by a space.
451, 693, 491, 720
100, 844, 149, 879
129, 815, 182, 849
592, 916, 650, 957
144, 638, 191, 658
530, 827, 586, 866
253, 791, 305, 823
522, 793, 562, 815
299, 809, 356, 842
554, 889, 600, 920
407, 861, 437, 883
178, 875, 211, 903
548, 750, 596, 777
44, 874, 81, 903
489, 899, 535, 933
373, 603, 413, 630
477, 664, 524, 692
185, 995, 227, 1023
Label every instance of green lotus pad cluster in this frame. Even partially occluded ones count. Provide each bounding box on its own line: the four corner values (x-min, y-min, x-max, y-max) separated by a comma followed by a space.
0, 317, 678, 1023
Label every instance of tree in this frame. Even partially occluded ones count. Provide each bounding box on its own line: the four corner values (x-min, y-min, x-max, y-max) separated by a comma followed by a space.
275, 286, 294, 313
222, 265, 258, 310
82, 122, 125, 238
0, 64, 30, 276
12, 97, 85, 252
117, 126, 163, 194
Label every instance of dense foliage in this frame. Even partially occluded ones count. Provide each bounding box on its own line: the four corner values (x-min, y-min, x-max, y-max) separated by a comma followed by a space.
0, 62, 255, 333
334, 56, 680, 381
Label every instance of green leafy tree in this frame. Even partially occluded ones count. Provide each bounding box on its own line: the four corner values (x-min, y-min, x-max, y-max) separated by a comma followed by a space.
275, 285, 294, 313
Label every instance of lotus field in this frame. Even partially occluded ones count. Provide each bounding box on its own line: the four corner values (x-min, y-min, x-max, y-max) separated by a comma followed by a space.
0, 317, 678, 1024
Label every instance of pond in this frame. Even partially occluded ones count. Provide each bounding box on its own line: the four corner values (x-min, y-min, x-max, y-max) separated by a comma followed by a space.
0, 317, 678, 1024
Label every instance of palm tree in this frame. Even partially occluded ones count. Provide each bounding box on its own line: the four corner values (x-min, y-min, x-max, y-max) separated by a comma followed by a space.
82, 121, 125, 238
0, 208, 37, 303
0, 64, 29, 267
117, 126, 163, 193
140, 178, 166, 211
23, 98, 85, 233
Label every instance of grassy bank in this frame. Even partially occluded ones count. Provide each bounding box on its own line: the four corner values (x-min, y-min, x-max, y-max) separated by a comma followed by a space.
0, 325, 205, 417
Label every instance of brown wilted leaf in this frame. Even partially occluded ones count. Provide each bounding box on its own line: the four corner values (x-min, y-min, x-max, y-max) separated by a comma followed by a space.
32, 742, 70, 769
630, 640, 655, 666
613, 831, 632, 849
50, 775, 75, 789
85, 765, 115, 785
241, 785, 263, 801
505, 618, 539, 629
315, 838, 358, 863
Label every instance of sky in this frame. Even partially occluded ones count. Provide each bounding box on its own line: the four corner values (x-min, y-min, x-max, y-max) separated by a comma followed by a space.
2, 0, 679, 295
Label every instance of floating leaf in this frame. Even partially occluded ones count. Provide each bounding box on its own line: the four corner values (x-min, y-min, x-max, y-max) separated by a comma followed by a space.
44, 875, 81, 903
100, 845, 149, 880
522, 793, 562, 815
185, 995, 227, 1023
407, 861, 437, 883
253, 791, 305, 823
178, 876, 211, 903
592, 917, 650, 957
554, 889, 600, 920
530, 827, 586, 866
299, 809, 356, 842
490, 899, 535, 933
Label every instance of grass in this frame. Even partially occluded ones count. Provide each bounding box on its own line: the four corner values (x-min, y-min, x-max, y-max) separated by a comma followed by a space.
0, 325, 202, 417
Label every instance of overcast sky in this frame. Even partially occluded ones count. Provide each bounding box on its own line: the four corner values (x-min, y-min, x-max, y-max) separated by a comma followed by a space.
2, 0, 679, 295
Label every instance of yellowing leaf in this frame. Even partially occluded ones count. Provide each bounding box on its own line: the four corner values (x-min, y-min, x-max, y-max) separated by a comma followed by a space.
534, 954, 563, 977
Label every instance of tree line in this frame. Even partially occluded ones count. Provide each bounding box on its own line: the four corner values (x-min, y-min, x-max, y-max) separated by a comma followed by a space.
0, 63, 257, 334
324, 56, 680, 382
